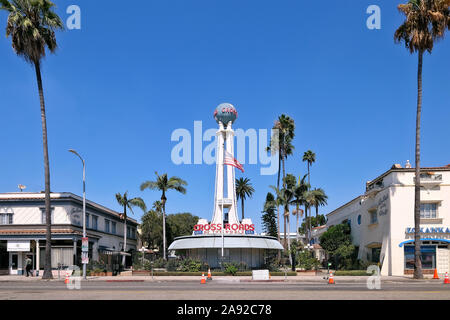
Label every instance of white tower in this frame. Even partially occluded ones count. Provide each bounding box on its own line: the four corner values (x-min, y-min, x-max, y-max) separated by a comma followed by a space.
211, 103, 240, 226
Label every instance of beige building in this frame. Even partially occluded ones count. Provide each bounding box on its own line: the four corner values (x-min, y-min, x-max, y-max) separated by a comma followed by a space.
326, 163, 450, 276
0, 192, 138, 275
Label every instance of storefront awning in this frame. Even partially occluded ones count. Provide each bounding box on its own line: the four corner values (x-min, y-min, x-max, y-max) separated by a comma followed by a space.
168, 235, 283, 250
398, 238, 450, 247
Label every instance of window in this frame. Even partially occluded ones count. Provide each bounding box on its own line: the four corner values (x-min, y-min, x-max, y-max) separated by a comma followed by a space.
0, 214, 13, 225
40, 208, 54, 224
420, 203, 437, 219
127, 226, 131, 238
105, 219, 110, 233
86, 213, 90, 228
404, 246, 436, 269
112, 222, 116, 234
92, 215, 98, 230
369, 210, 378, 224
357, 215, 362, 225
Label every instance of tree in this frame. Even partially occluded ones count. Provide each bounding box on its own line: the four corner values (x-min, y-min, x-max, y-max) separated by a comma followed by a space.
140, 172, 187, 260
270, 185, 294, 252
291, 174, 309, 241
262, 192, 278, 238
235, 177, 255, 221
311, 188, 328, 217
1, 0, 64, 279
302, 150, 316, 186
394, 0, 450, 279
299, 214, 327, 234
319, 223, 354, 270
115, 192, 146, 266
140, 211, 198, 254
268, 114, 295, 247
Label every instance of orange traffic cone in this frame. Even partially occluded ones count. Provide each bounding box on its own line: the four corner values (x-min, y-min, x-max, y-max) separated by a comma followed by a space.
64, 272, 69, 284
433, 269, 440, 279
201, 273, 206, 284
328, 272, 335, 284
207, 268, 212, 280
444, 272, 450, 284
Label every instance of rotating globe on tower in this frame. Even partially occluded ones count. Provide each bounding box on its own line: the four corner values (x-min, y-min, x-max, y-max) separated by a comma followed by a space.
213, 103, 238, 126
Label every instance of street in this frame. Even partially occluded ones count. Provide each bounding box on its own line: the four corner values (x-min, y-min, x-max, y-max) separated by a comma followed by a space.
0, 279, 449, 300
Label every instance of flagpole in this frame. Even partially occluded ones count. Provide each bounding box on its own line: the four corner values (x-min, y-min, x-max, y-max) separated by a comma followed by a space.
221, 142, 224, 262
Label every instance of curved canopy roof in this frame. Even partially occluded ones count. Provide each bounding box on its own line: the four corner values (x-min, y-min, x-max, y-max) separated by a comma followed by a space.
168, 235, 283, 250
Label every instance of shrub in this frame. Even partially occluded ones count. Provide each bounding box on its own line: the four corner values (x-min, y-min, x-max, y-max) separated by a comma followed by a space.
296, 250, 320, 270
223, 262, 238, 276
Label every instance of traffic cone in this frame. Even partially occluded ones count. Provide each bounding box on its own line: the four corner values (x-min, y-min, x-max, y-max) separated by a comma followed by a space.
64, 272, 69, 284
328, 272, 335, 284
207, 268, 212, 280
201, 273, 206, 284
433, 268, 440, 279
444, 272, 450, 284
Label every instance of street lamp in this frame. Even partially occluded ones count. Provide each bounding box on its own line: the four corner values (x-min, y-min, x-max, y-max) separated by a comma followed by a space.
69, 149, 87, 280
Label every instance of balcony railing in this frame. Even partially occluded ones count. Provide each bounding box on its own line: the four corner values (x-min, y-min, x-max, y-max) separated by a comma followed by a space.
420, 174, 443, 181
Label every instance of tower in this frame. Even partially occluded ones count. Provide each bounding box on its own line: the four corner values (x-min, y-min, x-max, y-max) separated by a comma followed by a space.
211, 103, 240, 227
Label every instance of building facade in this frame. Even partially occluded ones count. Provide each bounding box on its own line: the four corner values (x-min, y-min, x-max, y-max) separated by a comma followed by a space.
326, 163, 450, 276
0, 192, 138, 275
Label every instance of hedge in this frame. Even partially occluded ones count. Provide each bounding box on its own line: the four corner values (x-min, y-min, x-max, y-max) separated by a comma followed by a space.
334, 270, 370, 276
132, 271, 297, 276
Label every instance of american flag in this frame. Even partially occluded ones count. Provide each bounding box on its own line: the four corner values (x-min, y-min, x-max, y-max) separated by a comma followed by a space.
224, 150, 244, 172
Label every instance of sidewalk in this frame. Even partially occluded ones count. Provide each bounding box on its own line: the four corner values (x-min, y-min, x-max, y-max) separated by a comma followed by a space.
0, 274, 441, 283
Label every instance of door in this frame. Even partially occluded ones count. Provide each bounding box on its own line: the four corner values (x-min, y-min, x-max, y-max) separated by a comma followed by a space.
10, 254, 18, 275
437, 246, 449, 274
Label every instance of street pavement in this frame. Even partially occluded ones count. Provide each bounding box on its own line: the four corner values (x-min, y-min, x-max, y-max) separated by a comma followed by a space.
0, 275, 449, 300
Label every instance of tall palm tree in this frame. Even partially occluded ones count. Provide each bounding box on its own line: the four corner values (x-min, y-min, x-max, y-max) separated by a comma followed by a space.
394, 0, 449, 279
291, 175, 309, 241
311, 188, 328, 218
270, 185, 294, 252
303, 189, 316, 245
302, 150, 316, 186
140, 172, 187, 260
1, 0, 63, 279
235, 177, 255, 221
115, 192, 146, 267
268, 114, 295, 250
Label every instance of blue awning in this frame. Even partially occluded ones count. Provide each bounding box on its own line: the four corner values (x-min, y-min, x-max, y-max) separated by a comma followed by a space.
398, 238, 450, 247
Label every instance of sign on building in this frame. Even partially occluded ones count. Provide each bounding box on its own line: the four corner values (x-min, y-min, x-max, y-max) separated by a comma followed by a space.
7, 240, 30, 252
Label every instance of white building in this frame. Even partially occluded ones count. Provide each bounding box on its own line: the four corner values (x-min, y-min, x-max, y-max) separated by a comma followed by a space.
326, 163, 450, 276
0, 192, 138, 275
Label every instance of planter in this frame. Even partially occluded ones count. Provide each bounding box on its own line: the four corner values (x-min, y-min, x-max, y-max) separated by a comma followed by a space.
295, 269, 318, 276
132, 270, 150, 276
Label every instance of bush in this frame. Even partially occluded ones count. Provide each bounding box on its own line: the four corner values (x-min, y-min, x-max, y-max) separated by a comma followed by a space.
296, 250, 320, 270
223, 262, 238, 276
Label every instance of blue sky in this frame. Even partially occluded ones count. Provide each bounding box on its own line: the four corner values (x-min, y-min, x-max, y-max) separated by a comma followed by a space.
0, 0, 449, 233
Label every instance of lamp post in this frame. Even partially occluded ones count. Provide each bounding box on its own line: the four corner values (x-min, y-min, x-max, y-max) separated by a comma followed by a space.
69, 149, 87, 280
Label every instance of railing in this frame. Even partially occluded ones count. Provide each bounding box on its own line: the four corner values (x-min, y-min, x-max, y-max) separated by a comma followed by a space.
420, 174, 442, 181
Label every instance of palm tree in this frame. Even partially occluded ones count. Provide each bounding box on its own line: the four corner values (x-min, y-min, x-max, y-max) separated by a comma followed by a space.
140, 172, 187, 260
302, 150, 316, 186
311, 188, 328, 218
115, 192, 146, 267
394, 0, 449, 279
303, 189, 316, 245
1, 0, 63, 279
291, 175, 309, 241
270, 186, 294, 252
268, 114, 295, 248
235, 177, 255, 221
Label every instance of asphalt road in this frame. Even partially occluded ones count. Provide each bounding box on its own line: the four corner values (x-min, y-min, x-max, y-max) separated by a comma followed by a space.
0, 280, 449, 300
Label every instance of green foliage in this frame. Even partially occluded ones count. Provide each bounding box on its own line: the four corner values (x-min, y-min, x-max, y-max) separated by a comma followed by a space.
299, 214, 326, 234
223, 262, 238, 276
262, 192, 278, 238
296, 250, 320, 270
320, 223, 362, 270
140, 211, 198, 252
